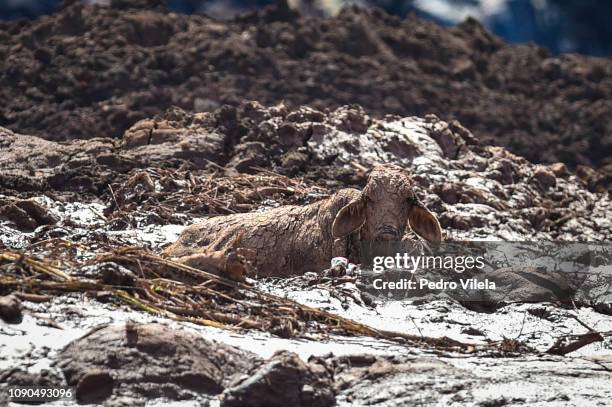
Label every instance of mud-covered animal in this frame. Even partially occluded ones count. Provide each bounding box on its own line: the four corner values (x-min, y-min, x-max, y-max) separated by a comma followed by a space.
163, 164, 442, 277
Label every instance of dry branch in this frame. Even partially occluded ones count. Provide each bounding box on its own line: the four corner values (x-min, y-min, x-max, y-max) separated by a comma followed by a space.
0, 248, 481, 353
546, 332, 605, 355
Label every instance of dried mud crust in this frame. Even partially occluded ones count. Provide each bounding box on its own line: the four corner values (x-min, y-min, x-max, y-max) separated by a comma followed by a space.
1, 104, 610, 242
1, 1, 611, 169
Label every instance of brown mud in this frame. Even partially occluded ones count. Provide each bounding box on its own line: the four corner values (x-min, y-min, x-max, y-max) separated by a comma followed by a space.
0, 104, 610, 406
2, 104, 610, 242
0, 0, 611, 170
1, 3, 612, 402
57, 323, 260, 404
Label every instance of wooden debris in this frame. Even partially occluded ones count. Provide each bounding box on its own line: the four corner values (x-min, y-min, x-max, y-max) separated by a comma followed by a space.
0, 247, 480, 353
546, 332, 605, 355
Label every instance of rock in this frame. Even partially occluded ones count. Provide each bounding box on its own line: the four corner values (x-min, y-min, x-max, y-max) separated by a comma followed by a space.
0, 368, 64, 387
430, 120, 468, 159
0, 204, 38, 231
576, 165, 610, 192
549, 162, 569, 177
220, 351, 334, 407
0, 199, 59, 232
280, 151, 308, 174
76, 370, 114, 404
481, 267, 574, 303
461, 327, 485, 336
593, 303, 612, 316
227, 142, 269, 173
120, 114, 229, 168
0, 294, 22, 323
333, 355, 472, 405
56, 323, 260, 402
533, 166, 557, 190
0, 127, 117, 194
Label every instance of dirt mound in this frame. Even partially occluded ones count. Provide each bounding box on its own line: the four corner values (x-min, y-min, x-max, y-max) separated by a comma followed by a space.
220, 351, 334, 407
0, 1, 611, 169
55, 322, 258, 403
52, 322, 336, 405
2, 103, 610, 241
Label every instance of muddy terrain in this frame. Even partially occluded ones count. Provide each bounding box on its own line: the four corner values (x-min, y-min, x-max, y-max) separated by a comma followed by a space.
2, 103, 611, 237
1, 0, 612, 171
1, 103, 611, 405
1, 1, 611, 404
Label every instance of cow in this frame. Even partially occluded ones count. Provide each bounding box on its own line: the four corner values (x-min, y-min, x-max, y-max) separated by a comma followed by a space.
163, 164, 442, 278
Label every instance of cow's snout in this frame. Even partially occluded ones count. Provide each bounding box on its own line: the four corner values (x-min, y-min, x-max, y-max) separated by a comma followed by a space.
375, 224, 401, 240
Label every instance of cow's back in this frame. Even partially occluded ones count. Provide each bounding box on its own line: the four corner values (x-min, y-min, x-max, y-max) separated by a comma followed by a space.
163, 204, 329, 276
163, 188, 361, 277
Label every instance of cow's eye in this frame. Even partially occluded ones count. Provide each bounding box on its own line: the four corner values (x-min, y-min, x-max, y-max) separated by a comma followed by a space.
407, 195, 420, 205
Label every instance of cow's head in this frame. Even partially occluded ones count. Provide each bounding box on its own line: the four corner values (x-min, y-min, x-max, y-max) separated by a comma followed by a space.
332, 164, 442, 242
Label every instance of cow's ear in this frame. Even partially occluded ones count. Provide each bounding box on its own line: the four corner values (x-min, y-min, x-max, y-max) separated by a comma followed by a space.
408, 204, 442, 242
332, 199, 366, 238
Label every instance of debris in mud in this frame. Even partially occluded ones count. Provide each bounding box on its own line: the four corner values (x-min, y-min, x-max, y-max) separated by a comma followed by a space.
1, 257, 611, 406
546, 331, 605, 356
0, 294, 22, 324
0, 199, 58, 232
1, 1, 611, 170
104, 168, 327, 224
220, 351, 335, 407
0, 247, 485, 353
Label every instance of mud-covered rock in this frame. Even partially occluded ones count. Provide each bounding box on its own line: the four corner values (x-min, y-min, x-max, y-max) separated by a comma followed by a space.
332, 355, 472, 405
220, 350, 335, 407
227, 141, 269, 173
472, 267, 574, 304
76, 370, 114, 404
0, 115, 228, 195
0, 199, 59, 232
120, 112, 229, 168
327, 353, 612, 406
577, 164, 612, 193
56, 323, 260, 402
0, 127, 117, 195
0, 368, 64, 388
0, 294, 22, 323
